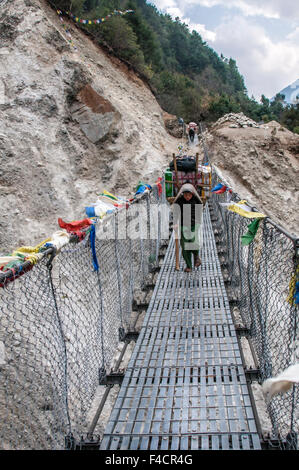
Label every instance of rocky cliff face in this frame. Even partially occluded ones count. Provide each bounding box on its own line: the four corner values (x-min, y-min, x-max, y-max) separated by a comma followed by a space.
0, 0, 178, 252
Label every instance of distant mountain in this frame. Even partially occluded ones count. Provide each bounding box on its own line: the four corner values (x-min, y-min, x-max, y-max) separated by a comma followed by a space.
274, 79, 299, 105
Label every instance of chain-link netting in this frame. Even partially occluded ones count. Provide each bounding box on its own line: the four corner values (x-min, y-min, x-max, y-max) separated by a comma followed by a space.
0, 182, 170, 449
209, 168, 298, 450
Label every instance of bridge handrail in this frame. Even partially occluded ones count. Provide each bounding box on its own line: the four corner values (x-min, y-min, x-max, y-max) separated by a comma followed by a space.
0, 180, 169, 449
200, 125, 298, 450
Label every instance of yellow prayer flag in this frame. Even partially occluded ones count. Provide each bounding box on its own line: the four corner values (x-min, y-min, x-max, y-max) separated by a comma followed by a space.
13, 238, 51, 256
287, 266, 299, 306
228, 200, 266, 219
100, 190, 118, 200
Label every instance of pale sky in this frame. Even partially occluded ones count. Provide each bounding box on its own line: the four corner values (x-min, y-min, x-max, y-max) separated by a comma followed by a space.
149, 0, 299, 102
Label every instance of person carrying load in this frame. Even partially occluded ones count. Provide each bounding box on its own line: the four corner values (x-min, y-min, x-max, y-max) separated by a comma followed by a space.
172, 183, 204, 272
187, 122, 198, 143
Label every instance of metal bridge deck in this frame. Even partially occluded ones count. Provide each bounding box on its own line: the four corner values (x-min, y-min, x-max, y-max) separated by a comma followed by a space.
100, 207, 261, 450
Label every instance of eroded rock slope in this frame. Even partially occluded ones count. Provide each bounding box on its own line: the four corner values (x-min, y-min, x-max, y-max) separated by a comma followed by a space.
0, 0, 178, 252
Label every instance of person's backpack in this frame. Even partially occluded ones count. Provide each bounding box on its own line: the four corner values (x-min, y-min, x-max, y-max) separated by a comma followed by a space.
169, 156, 196, 172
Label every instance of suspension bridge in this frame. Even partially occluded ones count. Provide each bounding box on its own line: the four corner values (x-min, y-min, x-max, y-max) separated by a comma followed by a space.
100, 206, 262, 451
0, 132, 298, 451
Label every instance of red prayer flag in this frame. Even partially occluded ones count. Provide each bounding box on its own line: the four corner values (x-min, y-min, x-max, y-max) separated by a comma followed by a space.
215, 186, 227, 194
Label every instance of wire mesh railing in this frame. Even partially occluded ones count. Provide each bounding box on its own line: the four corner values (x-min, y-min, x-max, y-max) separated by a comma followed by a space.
0, 182, 170, 449
204, 135, 298, 450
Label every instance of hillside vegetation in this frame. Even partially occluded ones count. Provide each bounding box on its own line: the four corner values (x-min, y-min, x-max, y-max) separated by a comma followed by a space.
51, 0, 299, 132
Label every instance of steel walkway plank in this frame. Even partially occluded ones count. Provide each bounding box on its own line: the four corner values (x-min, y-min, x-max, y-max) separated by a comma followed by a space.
100, 206, 261, 450
127, 327, 242, 368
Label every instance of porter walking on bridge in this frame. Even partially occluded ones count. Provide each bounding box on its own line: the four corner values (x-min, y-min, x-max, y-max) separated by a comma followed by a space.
173, 183, 204, 272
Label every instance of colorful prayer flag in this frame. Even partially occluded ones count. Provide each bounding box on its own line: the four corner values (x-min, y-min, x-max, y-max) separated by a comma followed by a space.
214, 185, 227, 194
211, 183, 223, 192
241, 218, 262, 246
228, 200, 266, 219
